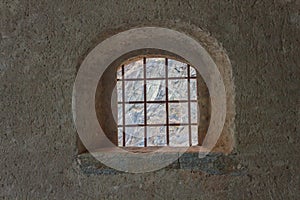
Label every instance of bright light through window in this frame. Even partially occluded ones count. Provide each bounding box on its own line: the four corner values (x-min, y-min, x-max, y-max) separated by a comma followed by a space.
117, 57, 199, 147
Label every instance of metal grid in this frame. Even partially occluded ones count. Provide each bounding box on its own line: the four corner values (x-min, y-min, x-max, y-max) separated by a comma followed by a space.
117, 57, 198, 147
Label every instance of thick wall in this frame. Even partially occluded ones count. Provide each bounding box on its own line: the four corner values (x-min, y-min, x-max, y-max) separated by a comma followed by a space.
0, 0, 299, 199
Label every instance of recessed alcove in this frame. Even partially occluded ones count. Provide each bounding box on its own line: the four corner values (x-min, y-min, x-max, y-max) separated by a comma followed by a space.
74, 27, 236, 174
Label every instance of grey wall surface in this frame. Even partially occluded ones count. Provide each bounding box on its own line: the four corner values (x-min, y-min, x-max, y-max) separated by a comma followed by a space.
0, 0, 299, 199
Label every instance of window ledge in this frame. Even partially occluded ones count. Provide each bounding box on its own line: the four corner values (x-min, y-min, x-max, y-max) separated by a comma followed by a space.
76, 149, 247, 175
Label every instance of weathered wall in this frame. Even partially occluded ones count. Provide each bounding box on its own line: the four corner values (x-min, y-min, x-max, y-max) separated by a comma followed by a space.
0, 0, 299, 199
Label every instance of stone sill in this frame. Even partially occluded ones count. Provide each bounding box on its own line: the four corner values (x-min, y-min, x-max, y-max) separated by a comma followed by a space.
76, 147, 246, 175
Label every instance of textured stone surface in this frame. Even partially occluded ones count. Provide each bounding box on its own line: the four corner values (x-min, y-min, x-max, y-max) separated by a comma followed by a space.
77, 152, 246, 176
0, 0, 299, 199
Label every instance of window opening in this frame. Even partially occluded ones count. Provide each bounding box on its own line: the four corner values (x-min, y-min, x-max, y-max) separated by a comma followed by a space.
117, 57, 199, 147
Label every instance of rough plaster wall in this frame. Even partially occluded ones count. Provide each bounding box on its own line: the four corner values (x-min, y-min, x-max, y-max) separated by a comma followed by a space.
0, 0, 299, 199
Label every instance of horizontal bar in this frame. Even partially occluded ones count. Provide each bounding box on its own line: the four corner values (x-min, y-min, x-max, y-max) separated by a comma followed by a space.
118, 123, 198, 127
118, 100, 198, 104
117, 77, 197, 81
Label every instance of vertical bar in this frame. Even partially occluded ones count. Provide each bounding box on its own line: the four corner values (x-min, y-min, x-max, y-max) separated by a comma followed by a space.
187, 64, 192, 146
143, 57, 147, 147
121, 65, 126, 146
165, 58, 170, 145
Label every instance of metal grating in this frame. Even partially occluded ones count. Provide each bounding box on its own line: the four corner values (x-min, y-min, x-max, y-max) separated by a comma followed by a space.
117, 57, 198, 147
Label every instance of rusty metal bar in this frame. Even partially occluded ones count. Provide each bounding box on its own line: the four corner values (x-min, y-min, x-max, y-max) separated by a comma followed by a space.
117, 100, 198, 104
117, 77, 196, 81
165, 58, 170, 145
117, 123, 198, 128
121, 65, 126, 147
187, 64, 192, 146
143, 57, 147, 147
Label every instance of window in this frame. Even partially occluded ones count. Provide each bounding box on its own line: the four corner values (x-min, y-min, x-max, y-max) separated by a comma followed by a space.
75, 27, 235, 173
116, 56, 200, 147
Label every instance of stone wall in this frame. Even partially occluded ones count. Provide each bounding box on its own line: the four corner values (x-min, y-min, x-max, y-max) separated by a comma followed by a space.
0, 0, 299, 199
